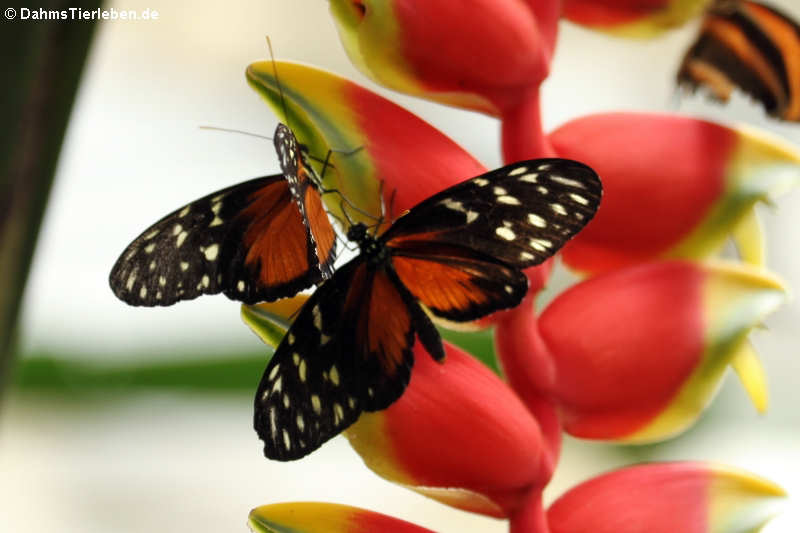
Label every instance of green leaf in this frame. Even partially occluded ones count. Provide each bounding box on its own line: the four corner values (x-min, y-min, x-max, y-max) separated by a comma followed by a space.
1, 1, 102, 393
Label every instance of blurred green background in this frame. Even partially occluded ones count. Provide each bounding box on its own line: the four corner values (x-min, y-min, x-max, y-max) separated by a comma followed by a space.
2, 1, 800, 531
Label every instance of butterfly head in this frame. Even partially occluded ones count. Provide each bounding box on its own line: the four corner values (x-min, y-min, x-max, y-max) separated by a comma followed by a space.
347, 222, 388, 266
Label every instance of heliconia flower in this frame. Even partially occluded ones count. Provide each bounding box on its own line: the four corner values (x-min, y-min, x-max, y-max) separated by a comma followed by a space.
327, 0, 557, 117
550, 113, 800, 276
246, 60, 486, 220
327, 0, 560, 160
561, 0, 711, 38
248, 502, 434, 533
344, 341, 552, 518
530, 260, 785, 442
547, 462, 786, 533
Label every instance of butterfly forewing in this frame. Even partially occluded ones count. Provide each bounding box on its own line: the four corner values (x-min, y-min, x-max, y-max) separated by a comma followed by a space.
384, 159, 601, 266
254, 259, 418, 460
110, 124, 336, 306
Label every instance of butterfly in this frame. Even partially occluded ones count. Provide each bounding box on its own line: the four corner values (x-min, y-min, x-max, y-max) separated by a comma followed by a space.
253, 158, 603, 460
677, 0, 800, 121
109, 123, 337, 306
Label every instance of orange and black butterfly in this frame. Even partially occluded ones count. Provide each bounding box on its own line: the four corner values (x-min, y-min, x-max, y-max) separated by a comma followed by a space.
109, 123, 336, 305
677, 0, 800, 121
254, 158, 602, 460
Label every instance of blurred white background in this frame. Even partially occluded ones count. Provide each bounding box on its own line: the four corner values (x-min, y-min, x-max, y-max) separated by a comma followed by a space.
2, 0, 800, 531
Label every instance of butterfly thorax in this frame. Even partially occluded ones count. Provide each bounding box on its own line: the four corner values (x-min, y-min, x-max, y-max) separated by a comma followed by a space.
347, 223, 389, 268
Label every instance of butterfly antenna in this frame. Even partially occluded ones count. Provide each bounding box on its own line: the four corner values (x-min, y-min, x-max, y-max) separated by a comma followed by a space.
325, 208, 348, 229
387, 186, 397, 223
266, 36, 292, 131
318, 149, 333, 182
339, 198, 356, 228
199, 125, 273, 141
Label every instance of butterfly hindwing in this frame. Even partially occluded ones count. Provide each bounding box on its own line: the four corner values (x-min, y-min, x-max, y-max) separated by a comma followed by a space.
254, 259, 419, 460
390, 244, 529, 321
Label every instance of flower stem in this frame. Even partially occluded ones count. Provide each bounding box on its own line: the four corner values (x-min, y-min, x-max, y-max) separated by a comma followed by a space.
509, 488, 550, 533
500, 87, 556, 163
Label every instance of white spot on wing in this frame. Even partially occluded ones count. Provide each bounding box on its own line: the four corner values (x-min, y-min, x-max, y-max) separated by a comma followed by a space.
569, 193, 590, 205
144, 243, 156, 254
493, 186, 507, 196
530, 238, 553, 251
473, 177, 489, 186
311, 394, 321, 414
439, 198, 466, 213
269, 364, 280, 381
495, 226, 516, 241
508, 166, 528, 176
298, 360, 307, 382
497, 195, 520, 205
551, 203, 568, 216
519, 173, 539, 183
180, 262, 189, 271
329, 365, 340, 386
178, 206, 191, 217
172, 224, 183, 236
527, 213, 546, 227
551, 175, 585, 188
176, 231, 188, 248
203, 243, 219, 261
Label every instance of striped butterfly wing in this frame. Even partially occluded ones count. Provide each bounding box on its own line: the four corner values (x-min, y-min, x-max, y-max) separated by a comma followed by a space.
109, 124, 336, 306
677, 0, 800, 121
383, 158, 602, 321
